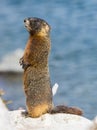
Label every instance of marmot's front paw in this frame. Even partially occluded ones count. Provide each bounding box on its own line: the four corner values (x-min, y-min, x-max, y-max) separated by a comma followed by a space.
19, 57, 30, 70
19, 57, 24, 66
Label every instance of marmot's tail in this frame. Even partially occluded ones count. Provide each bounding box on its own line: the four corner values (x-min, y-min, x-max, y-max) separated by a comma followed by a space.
49, 105, 83, 116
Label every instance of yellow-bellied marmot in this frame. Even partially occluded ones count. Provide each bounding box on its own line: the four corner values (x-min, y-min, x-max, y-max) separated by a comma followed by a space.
20, 17, 82, 118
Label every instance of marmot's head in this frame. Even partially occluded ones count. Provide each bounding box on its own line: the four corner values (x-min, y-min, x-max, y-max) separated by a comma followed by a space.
24, 17, 51, 36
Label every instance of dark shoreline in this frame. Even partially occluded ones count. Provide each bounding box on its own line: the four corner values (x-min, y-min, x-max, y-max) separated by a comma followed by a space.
0, 71, 23, 76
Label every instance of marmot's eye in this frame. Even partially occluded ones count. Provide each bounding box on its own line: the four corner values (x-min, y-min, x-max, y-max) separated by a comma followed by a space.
43, 23, 47, 26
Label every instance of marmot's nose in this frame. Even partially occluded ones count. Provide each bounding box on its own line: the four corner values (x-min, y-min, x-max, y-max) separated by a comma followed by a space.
24, 19, 26, 23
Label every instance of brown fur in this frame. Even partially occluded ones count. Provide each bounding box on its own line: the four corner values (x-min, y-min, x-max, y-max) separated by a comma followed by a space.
20, 17, 83, 118
49, 105, 82, 115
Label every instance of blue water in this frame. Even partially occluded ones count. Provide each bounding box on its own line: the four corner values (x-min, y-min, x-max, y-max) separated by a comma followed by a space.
0, 0, 97, 119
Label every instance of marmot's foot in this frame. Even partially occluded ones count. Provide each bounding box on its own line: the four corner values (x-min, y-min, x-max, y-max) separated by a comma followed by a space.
21, 111, 29, 118
19, 57, 30, 70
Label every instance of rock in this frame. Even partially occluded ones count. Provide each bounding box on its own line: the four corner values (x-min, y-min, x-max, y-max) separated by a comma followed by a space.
0, 97, 95, 130
0, 49, 23, 73
0, 98, 16, 130
91, 116, 97, 130
8, 110, 93, 130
